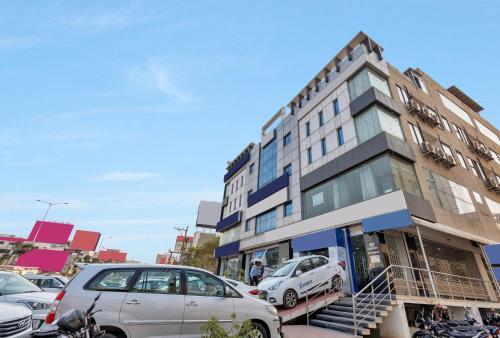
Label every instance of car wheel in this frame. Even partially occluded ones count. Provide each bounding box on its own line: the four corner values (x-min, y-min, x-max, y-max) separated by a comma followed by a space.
251, 321, 268, 338
283, 289, 298, 309
331, 275, 343, 292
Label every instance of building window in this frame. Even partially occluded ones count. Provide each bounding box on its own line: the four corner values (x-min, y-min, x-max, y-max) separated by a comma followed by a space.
440, 142, 454, 159
337, 127, 345, 146
241, 177, 244, 187
441, 116, 451, 132
258, 138, 277, 189
307, 147, 313, 164
302, 154, 421, 219
396, 85, 409, 104
284, 201, 293, 217
229, 200, 232, 211
249, 163, 254, 174
348, 67, 391, 101
255, 208, 276, 234
456, 151, 467, 169
472, 191, 483, 205
284, 163, 292, 176
283, 132, 291, 146
468, 157, 485, 179
333, 99, 340, 116
235, 179, 238, 191
231, 184, 234, 194
321, 138, 327, 156
425, 169, 476, 216
490, 149, 500, 165
319, 111, 324, 127
245, 219, 251, 232
239, 195, 242, 207
354, 105, 404, 144
409, 71, 427, 93
305, 122, 311, 137
408, 123, 424, 144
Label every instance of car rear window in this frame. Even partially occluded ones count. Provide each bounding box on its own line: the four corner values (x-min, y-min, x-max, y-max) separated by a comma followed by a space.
86, 269, 137, 291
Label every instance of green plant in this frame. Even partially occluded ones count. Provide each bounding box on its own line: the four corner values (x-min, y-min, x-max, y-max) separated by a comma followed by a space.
201, 313, 260, 338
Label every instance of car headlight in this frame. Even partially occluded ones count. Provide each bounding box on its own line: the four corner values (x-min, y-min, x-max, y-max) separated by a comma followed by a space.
268, 281, 283, 291
17, 300, 51, 310
265, 304, 278, 316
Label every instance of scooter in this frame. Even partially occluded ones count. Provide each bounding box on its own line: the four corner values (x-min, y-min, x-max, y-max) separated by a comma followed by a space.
32, 293, 106, 338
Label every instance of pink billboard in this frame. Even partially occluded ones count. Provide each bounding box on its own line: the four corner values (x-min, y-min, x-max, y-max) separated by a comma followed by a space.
27, 220, 74, 245
15, 249, 71, 273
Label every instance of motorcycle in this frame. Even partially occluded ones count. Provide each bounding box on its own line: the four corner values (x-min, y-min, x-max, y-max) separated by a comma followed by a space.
32, 293, 107, 338
412, 309, 436, 338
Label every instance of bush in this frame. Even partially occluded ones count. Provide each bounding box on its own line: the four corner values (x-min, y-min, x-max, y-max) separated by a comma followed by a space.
201, 313, 260, 338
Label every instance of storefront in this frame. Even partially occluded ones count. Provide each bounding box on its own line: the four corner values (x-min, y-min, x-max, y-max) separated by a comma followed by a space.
215, 240, 241, 280
242, 241, 291, 283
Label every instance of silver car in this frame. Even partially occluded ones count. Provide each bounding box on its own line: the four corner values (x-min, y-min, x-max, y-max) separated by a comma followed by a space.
0, 302, 32, 337
41, 264, 283, 338
25, 275, 69, 293
0, 271, 55, 330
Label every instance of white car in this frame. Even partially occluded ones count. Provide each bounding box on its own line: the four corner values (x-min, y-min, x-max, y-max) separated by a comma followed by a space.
25, 275, 69, 293
222, 277, 259, 297
257, 255, 344, 309
0, 271, 56, 330
41, 264, 283, 338
0, 302, 32, 337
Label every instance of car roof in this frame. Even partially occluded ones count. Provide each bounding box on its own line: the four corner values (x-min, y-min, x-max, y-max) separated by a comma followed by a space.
79, 263, 216, 274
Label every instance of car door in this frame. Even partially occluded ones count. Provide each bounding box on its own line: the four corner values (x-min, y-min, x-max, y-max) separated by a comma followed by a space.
181, 270, 235, 338
120, 268, 184, 338
310, 257, 331, 290
294, 258, 315, 297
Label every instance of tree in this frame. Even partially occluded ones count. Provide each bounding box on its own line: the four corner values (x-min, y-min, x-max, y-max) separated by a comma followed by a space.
182, 236, 220, 272
201, 313, 259, 338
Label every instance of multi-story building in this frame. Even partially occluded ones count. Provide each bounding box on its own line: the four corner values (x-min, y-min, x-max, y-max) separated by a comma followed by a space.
214, 32, 500, 335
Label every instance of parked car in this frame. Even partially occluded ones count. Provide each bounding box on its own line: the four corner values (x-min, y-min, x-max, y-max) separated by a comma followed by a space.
222, 277, 259, 297
26, 275, 69, 293
0, 302, 32, 337
40, 264, 283, 338
258, 255, 345, 309
0, 271, 56, 330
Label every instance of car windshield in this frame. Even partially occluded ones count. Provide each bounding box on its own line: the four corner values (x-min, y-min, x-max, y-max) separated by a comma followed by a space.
0, 273, 42, 295
271, 261, 296, 277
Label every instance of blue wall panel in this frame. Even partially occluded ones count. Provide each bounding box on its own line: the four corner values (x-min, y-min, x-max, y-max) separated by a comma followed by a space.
291, 228, 337, 252
216, 211, 242, 232
215, 240, 240, 258
224, 152, 250, 182
362, 209, 412, 233
248, 174, 289, 207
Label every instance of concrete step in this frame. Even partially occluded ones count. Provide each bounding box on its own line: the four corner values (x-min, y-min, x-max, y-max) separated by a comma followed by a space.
315, 314, 377, 329
334, 300, 393, 311
310, 319, 370, 336
327, 304, 388, 317
343, 296, 392, 306
320, 309, 382, 323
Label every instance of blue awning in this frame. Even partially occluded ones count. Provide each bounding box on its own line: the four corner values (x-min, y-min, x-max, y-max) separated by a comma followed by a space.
362, 209, 412, 233
215, 240, 240, 258
291, 228, 337, 252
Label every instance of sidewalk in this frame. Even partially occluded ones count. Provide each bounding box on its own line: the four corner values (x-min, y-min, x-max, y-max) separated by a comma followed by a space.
282, 325, 356, 338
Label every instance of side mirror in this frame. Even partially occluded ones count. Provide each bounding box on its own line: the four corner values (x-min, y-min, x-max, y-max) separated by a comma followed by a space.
295, 270, 302, 276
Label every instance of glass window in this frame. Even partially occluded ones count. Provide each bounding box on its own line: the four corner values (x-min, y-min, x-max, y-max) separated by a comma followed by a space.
491, 149, 500, 165
472, 191, 483, 205
441, 143, 454, 158
255, 209, 276, 234
311, 257, 326, 269
302, 155, 421, 219
283, 132, 291, 146
319, 111, 324, 127
396, 85, 409, 104
258, 138, 277, 189
284, 201, 293, 217
0, 273, 42, 295
333, 99, 340, 115
296, 259, 313, 274
40, 278, 63, 289
321, 138, 327, 156
441, 117, 451, 132
245, 219, 251, 232
337, 127, 344, 145
239, 195, 242, 207
284, 163, 292, 176
219, 226, 240, 245
306, 122, 311, 137
410, 72, 427, 93
425, 169, 476, 216
348, 67, 391, 101
185, 270, 225, 297
131, 269, 181, 294
249, 163, 254, 174
307, 147, 313, 164
408, 123, 424, 144
485, 197, 500, 223
220, 256, 239, 280
456, 151, 467, 169
87, 269, 136, 291
355, 105, 404, 144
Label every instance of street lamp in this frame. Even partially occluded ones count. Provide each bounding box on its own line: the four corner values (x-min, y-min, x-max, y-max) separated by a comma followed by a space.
98, 236, 112, 252
33, 200, 69, 243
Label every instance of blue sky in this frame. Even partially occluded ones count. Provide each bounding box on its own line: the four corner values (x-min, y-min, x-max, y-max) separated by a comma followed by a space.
1, 1, 499, 263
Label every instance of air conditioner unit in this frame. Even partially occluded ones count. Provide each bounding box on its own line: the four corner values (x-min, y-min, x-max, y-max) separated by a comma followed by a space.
444, 155, 457, 168
407, 99, 421, 114
469, 140, 481, 153
421, 142, 434, 155
417, 107, 429, 120
432, 148, 446, 162
429, 114, 441, 127
483, 151, 494, 161
485, 178, 499, 191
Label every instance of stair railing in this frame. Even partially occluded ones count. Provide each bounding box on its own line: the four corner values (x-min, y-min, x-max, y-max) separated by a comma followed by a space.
352, 265, 395, 335
305, 271, 344, 325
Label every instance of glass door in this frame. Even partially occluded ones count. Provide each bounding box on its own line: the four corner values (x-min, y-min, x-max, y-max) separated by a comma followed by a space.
350, 234, 371, 291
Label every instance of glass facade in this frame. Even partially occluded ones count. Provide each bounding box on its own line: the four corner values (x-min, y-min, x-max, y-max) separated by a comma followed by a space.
255, 208, 276, 234
355, 105, 404, 144
348, 67, 391, 101
219, 226, 240, 245
424, 169, 476, 216
258, 138, 277, 189
220, 255, 239, 280
303, 155, 421, 219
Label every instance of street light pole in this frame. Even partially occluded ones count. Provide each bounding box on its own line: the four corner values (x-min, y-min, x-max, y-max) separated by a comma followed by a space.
97, 236, 112, 252
33, 200, 69, 243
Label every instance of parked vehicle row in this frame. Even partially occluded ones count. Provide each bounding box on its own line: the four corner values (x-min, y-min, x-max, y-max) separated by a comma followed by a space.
0, 303, 32, 338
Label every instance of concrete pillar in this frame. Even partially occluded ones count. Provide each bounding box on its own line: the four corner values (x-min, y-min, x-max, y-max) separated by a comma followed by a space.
473, 251, 497, 302
378, 302, 411, 338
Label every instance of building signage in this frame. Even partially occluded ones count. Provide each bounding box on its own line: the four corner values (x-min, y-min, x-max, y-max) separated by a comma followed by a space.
364, 234, 384, 273
312, 192, 324, 206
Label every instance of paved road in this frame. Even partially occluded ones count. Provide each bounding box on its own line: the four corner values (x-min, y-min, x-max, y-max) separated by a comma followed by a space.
282, 325, 356, 338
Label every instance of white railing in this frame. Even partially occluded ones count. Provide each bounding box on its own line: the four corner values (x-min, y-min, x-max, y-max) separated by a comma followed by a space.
305, 274, 343, 325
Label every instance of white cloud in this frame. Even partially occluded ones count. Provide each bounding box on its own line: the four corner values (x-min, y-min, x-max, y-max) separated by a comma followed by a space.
0, 36, 44, 50
148, 61, 193, 103
91, 171, 161, 182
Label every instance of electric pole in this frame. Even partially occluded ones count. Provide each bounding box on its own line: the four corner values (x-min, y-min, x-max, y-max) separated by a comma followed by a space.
174, 225, 189, 264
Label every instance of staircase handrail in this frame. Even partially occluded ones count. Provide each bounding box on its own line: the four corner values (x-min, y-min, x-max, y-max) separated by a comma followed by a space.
305, 270, 343, 325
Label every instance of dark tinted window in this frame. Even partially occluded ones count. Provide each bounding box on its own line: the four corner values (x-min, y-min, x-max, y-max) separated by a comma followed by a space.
185, 270, 225, 297
296, 259, 313, 274
87, 269, 137, 291
131, 269, 181, 294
